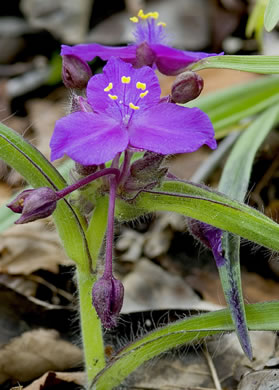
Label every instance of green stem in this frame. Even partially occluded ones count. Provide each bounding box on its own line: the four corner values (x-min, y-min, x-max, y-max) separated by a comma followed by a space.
74, 197, 109, 384
86, 196, 109, 270
77, 267, 105, 383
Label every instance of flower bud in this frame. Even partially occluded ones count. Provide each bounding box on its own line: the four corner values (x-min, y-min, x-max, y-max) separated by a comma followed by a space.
171, 71, 204, 104
130, 152, 165, 179
62, 55, 92, 89
92, 274, 124, 329
7, 187, 57, 224
135, 42, 156, 68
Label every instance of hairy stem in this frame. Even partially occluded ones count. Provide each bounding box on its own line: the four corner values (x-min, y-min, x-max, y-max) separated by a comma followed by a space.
103, 177, 117, 278
77, 267, 105, 384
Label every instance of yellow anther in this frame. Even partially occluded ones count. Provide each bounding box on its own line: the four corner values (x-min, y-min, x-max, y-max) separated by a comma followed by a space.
121, 76, 131, 84
130, 16, 139, 23
104, 82, 113, 92
150, 12, 159, 19
136, 82, 146, 90
129, 102, 140, 110
19, 198, 24, 207
157, 21, 166, 27
108, 94, 118, 100
140, 90, 149, 98
138, 9, 145, 18
138, 9, 159, 20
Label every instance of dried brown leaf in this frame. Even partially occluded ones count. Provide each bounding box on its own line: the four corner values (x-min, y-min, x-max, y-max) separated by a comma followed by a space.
24, 371, 86, 390
0, 329, 82, 384
237, 369, 279, 390
0, 220, 72, 275
122, 258, 201, 313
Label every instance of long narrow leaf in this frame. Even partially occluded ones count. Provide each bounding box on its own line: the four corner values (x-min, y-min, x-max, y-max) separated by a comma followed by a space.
116, 180, 279, 252
190, 55, 279, 74
91, 302, 279, 390
264, 0, 279, 32
217, 104, 279, 358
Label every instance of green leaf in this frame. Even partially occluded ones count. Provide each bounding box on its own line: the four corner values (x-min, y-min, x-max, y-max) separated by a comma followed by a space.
91, 301, 279, 390
217, 104, 279, 358
190, 55, 279, 74
264, 0, 279, 31
219, 104, 279, 199
246, 0, 266, 43
0, 123, 88, 265
115, 180, 279, 252
187, 76, 279, 137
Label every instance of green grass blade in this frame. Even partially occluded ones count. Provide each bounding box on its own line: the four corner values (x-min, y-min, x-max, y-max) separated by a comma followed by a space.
216, 104, 279, 358
190, 55, 279, 74
264, 0, 279, 31
91, 301, 279, 390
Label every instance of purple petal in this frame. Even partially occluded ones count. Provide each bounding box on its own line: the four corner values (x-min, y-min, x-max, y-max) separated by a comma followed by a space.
87, 57, 161, 115
61, 44, 137, 63
50, 112, 128, 165
129, 104, 217, 154
151, 44, 222, 75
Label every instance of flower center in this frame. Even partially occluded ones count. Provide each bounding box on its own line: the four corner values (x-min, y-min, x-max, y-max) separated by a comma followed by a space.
130, 9, 167, 45
103, 75, 150, 126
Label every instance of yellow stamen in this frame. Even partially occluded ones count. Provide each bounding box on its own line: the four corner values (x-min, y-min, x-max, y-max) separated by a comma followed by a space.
19, 198, 24, 207
138, 9, 159, 20
150, 12, 159, 19
140, 90, 149, 98
157, 22, 166, 27
136, 82, 146, 90
121, 76, 131, 84
129, 102, 140, 110
104, 82, 113, 92
108, 94, 118, 100
130, 16, 138, 23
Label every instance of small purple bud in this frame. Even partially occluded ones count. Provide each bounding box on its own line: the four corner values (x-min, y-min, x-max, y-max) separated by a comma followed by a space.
171, 71, 204, 104
7, 187, 57, 224
92, 274, 124, 329
7, 189, 34, 213
134, 42, 156, 68
62, 55, 92, 89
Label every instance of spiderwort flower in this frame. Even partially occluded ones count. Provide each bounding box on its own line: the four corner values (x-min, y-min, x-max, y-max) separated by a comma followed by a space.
50, 57, 217, 166
61, 9, 222, 76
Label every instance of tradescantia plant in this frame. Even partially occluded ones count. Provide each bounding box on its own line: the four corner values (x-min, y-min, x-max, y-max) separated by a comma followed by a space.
2, 8, 279, 389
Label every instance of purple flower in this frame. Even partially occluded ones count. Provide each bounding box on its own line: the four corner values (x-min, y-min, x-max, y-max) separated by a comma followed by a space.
50, 57, 216, 165
61, 9, 222, 76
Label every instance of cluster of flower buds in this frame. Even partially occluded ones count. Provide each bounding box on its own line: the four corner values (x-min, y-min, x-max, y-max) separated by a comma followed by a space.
124, 152, 167, 194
